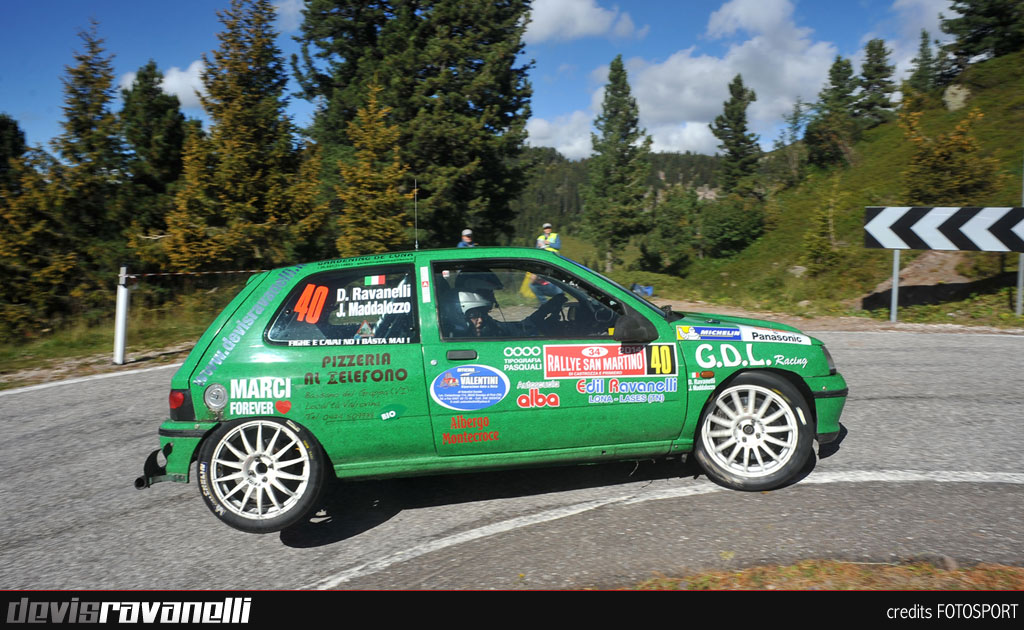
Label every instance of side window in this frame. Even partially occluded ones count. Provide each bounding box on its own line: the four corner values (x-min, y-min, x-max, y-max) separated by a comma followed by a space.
267, 265, 419, 346
433, 261, 624, 340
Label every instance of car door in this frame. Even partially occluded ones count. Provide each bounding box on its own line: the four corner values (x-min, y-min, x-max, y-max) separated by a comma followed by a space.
420, 257, 684, 457
262, 262, 433, 467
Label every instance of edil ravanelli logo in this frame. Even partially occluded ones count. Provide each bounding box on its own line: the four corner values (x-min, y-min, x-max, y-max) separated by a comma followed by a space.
6, 596, 251, 624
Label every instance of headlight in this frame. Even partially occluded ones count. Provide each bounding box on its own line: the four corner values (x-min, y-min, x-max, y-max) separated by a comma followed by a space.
204, 383, 228, 411
821, 346, 837, 375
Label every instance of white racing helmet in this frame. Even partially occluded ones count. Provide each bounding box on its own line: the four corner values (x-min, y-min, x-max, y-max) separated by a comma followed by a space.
458, 291, 492, 316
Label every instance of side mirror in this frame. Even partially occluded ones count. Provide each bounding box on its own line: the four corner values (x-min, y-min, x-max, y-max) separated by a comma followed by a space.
612, 310, 658, 344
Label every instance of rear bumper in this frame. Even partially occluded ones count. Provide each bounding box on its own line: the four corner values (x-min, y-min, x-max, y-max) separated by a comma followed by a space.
135, 421, 217, 489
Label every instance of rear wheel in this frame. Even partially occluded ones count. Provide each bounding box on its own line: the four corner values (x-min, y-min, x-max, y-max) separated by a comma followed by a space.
196, 417, 326, 533
694, 372, 812, 491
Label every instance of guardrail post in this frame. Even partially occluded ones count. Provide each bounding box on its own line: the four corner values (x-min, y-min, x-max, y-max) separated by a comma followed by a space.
113, 266, 129, 365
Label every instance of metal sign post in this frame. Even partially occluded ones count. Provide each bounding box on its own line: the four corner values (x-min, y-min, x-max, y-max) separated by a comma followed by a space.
891, 250, 900, 322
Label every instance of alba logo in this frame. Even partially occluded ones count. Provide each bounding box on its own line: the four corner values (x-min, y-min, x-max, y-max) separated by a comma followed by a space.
581, 346, 609, 358
517, 389, 560, 408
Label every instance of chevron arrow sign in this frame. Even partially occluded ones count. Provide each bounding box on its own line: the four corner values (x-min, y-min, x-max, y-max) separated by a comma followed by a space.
864, 206, 1024, 252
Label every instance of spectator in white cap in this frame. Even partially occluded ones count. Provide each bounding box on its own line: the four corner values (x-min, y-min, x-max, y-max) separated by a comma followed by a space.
457, 228, 477, 248
536, 222, 560, 252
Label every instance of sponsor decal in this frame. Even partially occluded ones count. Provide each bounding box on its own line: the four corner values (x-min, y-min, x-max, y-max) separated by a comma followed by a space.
516, 379, 560, 390
772, 354, 809, 368
576, 377, 677, 404
693, 344, 810, 370
194, 265, 303, 386
544, 344, 677, 379
676, 325, 742, 341
288, 336, 413, 346
443, 415, 499, 444
5, 597, 251, 624
503, 345, 543, 371
379, 405, 405, 421
322, 353, 392, 367
228, 377, 291, 415
738, 325, 811, 345
325, 368, 407, 384
430, 364, 511, 411
517, 389, 560, 408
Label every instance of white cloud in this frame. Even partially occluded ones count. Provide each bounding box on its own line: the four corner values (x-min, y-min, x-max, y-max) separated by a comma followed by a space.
526, 111, 593, 160
273, 0, 304, 33
525, 0, 647, 44
117, 60, 206, 109
886, 0, 953, 80
629, 0, 835, 153
161, 60, 207, 109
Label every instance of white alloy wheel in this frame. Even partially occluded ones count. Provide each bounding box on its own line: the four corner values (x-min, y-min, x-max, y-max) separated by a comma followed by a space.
197, 418, 325, 533
694, 373, 812, 491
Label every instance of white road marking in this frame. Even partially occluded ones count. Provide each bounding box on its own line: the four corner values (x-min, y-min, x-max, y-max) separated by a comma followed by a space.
0, 363, 182, 397
306, 470, 1024, 589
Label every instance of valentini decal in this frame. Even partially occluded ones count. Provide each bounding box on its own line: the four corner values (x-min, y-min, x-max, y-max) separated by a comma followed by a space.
430, 365, 511, 411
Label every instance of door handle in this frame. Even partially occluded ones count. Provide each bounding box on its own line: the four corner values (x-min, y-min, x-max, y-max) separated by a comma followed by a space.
446, 350, 477, 360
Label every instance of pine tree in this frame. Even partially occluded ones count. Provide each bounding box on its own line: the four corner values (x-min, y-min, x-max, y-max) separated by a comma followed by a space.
709, 74, 760, 193
166, 0, 324, 271
802, 174, 844, 275
637, 185, 698, 274
907, 30, 938, 92
294, 0, 532, 246
335, 84, 413, 257
120, 60, 187, 234
51, 21, 130, 314
900, 107, 1002, 205
855, 39, 896, 129
941, 0, 1024, 71
805, 56, 858, 166
582, 55, 652, 272
0, 150, 76, 339
0, 113, 26, 192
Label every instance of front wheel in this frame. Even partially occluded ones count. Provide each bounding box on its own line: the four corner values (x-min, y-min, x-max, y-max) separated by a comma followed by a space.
196, 417, 326, 533
694, 372, 813, 491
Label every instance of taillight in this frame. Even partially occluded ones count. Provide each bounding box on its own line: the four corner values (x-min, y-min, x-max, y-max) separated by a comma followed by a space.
169, 391, 185, 409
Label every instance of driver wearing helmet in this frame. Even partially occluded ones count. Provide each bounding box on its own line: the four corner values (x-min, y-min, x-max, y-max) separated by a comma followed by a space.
458, 291, 502, 337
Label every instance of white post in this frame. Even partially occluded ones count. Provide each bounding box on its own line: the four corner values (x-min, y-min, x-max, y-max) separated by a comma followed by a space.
113, 266, 129, 365
1019, 156, 1023, 317
890, 249, 900, 323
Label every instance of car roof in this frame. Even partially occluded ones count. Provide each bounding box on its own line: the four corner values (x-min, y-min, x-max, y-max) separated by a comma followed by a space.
303, 246, 561, 272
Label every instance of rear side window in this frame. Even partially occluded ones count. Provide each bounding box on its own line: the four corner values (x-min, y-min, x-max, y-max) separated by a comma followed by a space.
266, 265, 419, 346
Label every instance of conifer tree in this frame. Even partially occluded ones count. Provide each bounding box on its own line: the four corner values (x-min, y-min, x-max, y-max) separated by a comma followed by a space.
940, 0, 1024, 73
805, 56, 858, 166
855, 39, 896, 129
166, 0, 325, 271
0, 150, 76, 339
900, 107, 1002, 205
51, 21, 130, 313
907, 30, 938, 92
293, 0, 532, 245
120, 60, 187, 233
0, 113, 26, 192
335, 84, 413, 257
709, 74, 760, 193
582, 55, 652, 272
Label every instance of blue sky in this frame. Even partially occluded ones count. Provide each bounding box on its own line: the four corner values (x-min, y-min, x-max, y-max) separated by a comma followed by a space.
0, 0, 954, 159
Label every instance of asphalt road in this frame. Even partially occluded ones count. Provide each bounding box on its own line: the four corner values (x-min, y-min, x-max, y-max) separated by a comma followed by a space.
2, 330, 1022, 589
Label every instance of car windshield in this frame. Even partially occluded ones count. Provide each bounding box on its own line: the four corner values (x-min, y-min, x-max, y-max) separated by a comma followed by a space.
559, 256, 681, 321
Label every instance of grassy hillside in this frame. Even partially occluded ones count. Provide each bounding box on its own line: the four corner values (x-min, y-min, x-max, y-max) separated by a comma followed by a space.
611, 51, 1024, 321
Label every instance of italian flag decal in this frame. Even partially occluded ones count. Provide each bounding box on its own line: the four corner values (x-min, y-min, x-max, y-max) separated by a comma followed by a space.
364, 275, 386, 286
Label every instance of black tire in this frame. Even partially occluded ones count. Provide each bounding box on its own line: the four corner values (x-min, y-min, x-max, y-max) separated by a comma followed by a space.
693, 372, 813, 491
196, 417, 326, 534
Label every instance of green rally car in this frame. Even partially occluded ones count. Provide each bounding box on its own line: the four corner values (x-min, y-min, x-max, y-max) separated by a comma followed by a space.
137, 247, 848, 533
